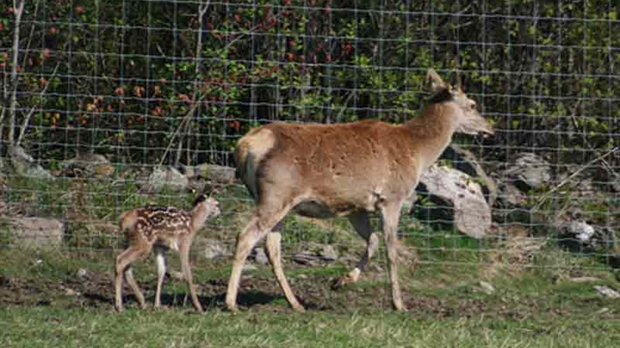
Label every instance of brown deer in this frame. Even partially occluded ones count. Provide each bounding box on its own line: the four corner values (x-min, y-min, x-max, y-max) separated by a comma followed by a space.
114, 194, 220, 313
225, 68, 494, 312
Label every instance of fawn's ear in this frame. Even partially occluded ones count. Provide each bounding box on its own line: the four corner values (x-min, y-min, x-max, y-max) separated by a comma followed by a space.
193, 194, 207, 206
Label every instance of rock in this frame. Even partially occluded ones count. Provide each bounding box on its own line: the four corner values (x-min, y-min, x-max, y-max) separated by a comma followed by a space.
60, 153, 115, 178
441, 145, 497, 206
61, 286, 79, 297
76, 268, 88, 279
242, 264, 257, 272
200, 238, 229, 260
611, 173, 620, 192
569, 277, 600, 283
182, 165, 196, 178
501, 153, 551, 192
492, 181, 531, 223
565, 220, 595, 243
92, 164, 115, 178
146, 166, 188, 192
558, 220, 617, 254
319, 245, 338, 262
496, 182, 528, 208
293, 244, 339, 265
1, 217, 64, 247
61, 153, 109, 168
412, 165, 492, 238
9, 146, 54, 180
195, 164, 236, 183
169, 270, 185, 281
479, 281, 495, 295
252, 247, 269, 265
293, 251, 321, 266
594, 285, 620, 299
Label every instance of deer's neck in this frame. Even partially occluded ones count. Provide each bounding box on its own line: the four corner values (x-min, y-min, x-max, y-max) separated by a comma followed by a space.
404, 102, 457, 170
190, 206, 209, 232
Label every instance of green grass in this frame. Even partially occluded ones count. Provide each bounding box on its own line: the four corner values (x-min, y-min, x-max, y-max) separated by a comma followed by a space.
1, 306, 619, 348
1, 246, 620, 348
2, 177, 620, 347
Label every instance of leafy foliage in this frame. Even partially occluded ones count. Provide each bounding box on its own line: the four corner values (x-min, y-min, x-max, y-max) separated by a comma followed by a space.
0, 0, 617, 168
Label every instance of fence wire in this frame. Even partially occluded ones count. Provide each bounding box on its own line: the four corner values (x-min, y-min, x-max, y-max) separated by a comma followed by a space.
0, 0, 618, 271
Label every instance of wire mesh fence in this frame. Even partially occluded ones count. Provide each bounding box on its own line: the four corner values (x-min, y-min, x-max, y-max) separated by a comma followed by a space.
0, 0, 618, 271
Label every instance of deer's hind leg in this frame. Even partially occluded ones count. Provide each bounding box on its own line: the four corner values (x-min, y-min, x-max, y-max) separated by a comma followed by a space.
381, 203, 406, 311
265, 226, 305, 313
179, 238, 203, 313
332, 211, 379, 289
225, 201, 294, 312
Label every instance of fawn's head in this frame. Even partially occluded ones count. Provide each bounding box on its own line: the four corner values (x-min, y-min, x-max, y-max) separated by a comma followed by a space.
427, 68, 494, 136
192, 194, 221, 218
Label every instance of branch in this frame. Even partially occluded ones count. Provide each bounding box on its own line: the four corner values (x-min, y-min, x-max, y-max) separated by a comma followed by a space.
8, 0, 25, 148
532, 146, 619, 211
174, 1, 210, 166
16, 63, 60, 147
19, 0, 41, 71
158, 93, 209, 167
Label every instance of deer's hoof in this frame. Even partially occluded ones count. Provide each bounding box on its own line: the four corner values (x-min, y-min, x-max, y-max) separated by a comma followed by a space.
330, 275, 354, 290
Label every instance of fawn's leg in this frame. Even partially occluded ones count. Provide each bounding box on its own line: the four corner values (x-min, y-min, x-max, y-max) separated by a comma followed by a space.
115, 245, 148, 312
124, 267, 145, 309
154, 247, 167, 309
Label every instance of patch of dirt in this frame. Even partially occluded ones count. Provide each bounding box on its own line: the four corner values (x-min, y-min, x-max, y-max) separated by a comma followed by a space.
0, 268, 613, 319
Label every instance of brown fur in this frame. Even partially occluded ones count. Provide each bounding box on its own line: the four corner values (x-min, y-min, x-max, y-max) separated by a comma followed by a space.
226, 68, 494, 312
114, 195, 220, 313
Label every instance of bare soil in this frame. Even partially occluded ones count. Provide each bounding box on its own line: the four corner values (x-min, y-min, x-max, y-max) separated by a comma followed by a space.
0, 264, 597, 320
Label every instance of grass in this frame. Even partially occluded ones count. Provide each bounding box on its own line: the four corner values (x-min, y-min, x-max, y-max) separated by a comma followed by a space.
2, 176, 620, 347
2, 306, 620, 348
1, 246, 619, 348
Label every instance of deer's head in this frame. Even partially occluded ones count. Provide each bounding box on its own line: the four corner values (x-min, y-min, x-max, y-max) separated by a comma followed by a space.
427, 69, 494, 136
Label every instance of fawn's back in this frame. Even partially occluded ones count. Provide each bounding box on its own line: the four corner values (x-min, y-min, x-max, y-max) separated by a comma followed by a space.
121, 206, 193, 248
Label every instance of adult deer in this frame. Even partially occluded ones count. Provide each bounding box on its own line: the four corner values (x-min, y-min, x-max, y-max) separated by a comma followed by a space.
226, 68, 494, 312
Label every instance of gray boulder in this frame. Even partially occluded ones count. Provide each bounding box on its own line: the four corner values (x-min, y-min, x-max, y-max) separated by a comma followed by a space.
1, 216, 64, 247
252, 247, 270, 265
195, 164, 236, 183
145, 166, 188, 192
60, 153, 115, 178
198, 238, 230, 260
492, 181, 531, 223
293, 243, 340, 266
412, 165, 492, 238
502, 153, 551, 192
441, 145, 497, 206
8, 146, 54, 180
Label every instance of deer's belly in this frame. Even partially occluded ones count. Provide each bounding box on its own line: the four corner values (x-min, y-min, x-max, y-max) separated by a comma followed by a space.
293, 200, 360, 218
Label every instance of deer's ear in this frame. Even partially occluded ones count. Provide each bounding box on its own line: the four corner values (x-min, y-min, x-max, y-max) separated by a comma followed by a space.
450, 71, 463, 91
427, 68, 447, 93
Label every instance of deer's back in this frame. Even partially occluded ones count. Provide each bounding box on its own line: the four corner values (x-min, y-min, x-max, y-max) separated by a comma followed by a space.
236, 120, 422, 215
